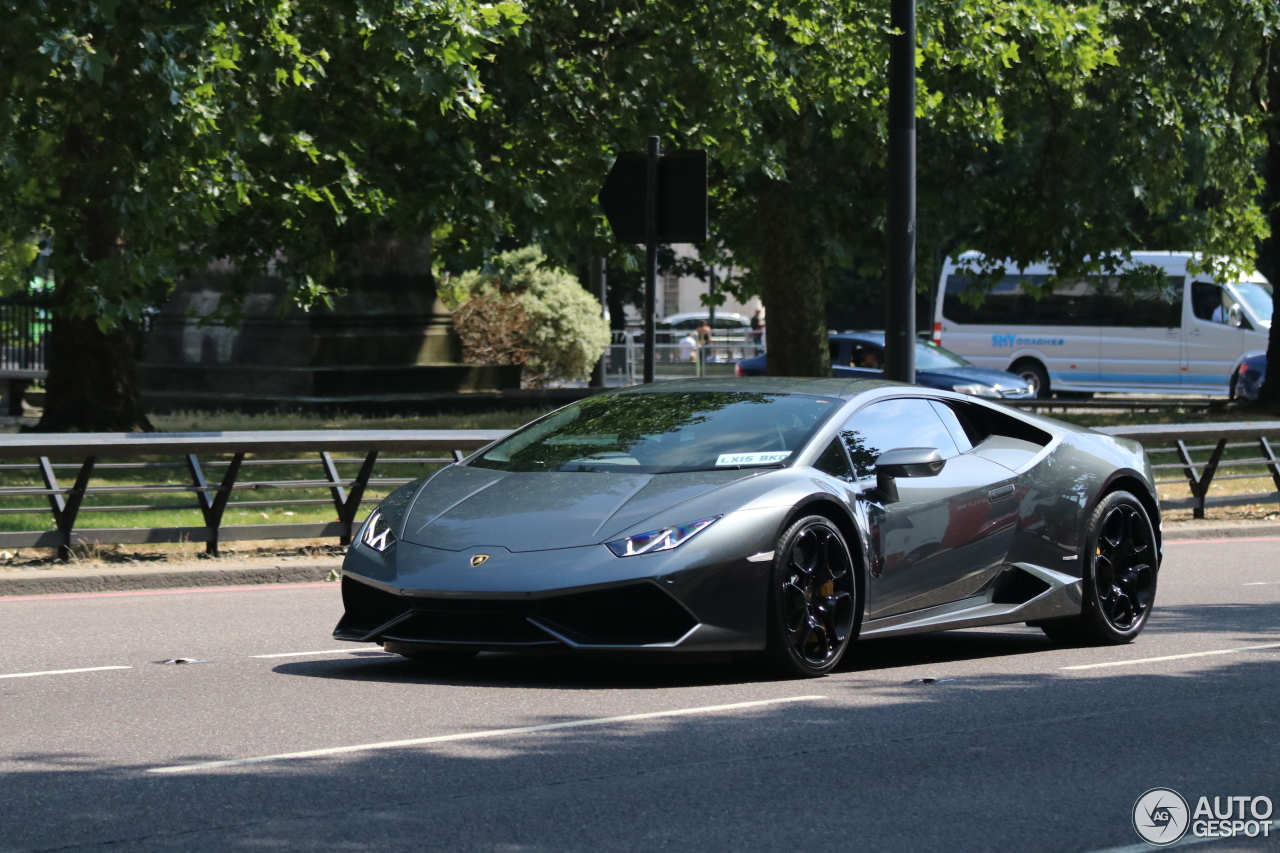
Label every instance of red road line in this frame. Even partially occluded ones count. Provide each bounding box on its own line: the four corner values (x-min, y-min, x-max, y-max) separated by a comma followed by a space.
0, 582, 335, 602
1165, 535, 1280, 545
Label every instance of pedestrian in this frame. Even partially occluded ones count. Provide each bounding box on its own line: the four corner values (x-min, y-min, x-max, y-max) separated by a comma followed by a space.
696, 321, 712, 361
749, 308, 765, 354
678, 331, 699, 362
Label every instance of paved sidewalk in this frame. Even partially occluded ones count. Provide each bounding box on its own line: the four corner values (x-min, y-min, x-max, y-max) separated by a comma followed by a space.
0, 557, 341, 597
0, 519, 1275, 598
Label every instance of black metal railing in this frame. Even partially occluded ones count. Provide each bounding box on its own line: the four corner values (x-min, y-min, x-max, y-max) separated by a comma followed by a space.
0, 430, 508, 558
0, 293, 51, 373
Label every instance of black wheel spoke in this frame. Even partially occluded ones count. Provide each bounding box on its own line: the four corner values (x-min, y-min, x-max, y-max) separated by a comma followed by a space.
1093, 503, 1155, 631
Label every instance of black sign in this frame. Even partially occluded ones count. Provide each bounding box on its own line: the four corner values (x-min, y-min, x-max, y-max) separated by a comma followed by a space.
599, 150, 707, 244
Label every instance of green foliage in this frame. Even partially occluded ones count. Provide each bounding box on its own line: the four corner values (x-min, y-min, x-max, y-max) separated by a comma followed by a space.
452, 247, 610, 385
0, 0, 525, 323
0, 237, 38, 296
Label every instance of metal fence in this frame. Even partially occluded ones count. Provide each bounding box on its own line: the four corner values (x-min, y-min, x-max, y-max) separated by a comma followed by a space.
0, 293, 51, 373
2, 422, 1277, 559
1099, 422, 1280, 518
0, 430, 506, 557
604, 335, 762, 385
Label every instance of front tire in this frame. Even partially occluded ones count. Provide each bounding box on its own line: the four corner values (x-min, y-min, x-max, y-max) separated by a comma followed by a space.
1039, 491, 1158, 645
1013, 360, 1051, 400
766, 516, 858, 677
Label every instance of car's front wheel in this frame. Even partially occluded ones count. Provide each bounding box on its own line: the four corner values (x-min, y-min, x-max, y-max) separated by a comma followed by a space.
766, 515, 858, 677
1038, 491, 1158, 645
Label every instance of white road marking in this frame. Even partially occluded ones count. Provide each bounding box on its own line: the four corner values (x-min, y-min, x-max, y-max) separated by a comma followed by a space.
1062, 641, 1280, 671
149, 695, 826, 774
0, 665, 131, 680
250, 649, 367, 659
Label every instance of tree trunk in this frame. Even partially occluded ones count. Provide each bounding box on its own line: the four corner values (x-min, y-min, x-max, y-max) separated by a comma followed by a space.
36, 311, 153, 433
1261, 53, 1280, 410
755, 183, 830, 377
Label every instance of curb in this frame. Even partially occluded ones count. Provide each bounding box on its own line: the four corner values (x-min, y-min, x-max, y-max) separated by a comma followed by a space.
0, 560, 342, 598
1162, 522, 1280, 541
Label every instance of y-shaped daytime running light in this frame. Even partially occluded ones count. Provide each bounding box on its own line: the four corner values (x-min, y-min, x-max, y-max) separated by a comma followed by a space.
361, 511, 397, 552
606, 517, 719, 557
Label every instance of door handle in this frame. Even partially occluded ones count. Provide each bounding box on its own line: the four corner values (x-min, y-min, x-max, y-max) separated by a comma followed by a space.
1190, 328, 1201, 336
988, 484, 1015, 503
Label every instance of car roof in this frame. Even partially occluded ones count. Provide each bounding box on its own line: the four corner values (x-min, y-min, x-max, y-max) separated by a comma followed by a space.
607, 376, 899, 399
658, 312, 747, 323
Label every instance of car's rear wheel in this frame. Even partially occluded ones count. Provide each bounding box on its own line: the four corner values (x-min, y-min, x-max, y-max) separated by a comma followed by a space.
766, 516, 858, 677
1038, 491, 1157, 645
383, 641, 479, 664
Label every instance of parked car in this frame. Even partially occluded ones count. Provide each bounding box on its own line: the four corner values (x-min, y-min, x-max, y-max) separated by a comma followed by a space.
652, 312, 750, 344
1233, 352, 1267, 401
735, 332, 1035, 399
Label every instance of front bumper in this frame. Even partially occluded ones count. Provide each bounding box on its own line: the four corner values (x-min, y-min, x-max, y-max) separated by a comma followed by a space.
333, 512, 784, 652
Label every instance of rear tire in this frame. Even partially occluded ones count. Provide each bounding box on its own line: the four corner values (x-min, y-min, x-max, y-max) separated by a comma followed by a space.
765, 516, 859, 678
1013, 360, 1051, 400
383, 642, 479, 664
1038, 491, 1157, 646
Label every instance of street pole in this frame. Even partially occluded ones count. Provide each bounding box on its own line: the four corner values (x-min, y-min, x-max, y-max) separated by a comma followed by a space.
885, 0, 916, 384
590, 256, 607, 387
707, 263, 717, 368
643, 136, 660, 384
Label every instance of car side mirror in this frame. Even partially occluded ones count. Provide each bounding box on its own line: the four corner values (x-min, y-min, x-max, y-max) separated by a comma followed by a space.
1227, 304, 1243, 327
874, 447, 945, 503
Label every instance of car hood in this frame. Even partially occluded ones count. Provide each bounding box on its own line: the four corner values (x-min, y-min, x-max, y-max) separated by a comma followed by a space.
400, 464, 756, 552
917, 365, 1027, 391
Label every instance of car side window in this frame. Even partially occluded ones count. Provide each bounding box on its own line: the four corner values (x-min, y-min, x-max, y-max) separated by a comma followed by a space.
929, 400, 974, 453
838, 398, 960, 479
813, 438, 855, 482
829, 340, 843, 364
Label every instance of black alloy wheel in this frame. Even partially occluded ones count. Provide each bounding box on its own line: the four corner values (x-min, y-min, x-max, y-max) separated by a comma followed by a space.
1038, 490, 1157, 645
767, 516, 858, 677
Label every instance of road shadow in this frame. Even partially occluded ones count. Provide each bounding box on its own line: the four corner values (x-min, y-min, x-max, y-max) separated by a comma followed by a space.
6, 657, 1280, 853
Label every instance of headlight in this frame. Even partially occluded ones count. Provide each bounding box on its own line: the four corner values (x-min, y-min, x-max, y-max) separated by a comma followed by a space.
952, 383, 1000, 398
606, 517, 719, 557
360, 510, 397, 552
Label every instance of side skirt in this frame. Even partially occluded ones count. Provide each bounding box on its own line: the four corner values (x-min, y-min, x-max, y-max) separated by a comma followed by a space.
859, 562, 1082, 640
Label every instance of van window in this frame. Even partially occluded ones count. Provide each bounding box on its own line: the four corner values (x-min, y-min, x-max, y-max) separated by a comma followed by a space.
1096, 276, 1183, 328
945, 273, 1184, 328
1191, 281, 1230, 323
944, 274, 1094, 326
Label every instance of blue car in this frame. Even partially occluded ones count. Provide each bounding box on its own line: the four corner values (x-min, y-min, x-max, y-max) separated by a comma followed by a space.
1233, 352, 1267, 401
736, 332, 1035, 400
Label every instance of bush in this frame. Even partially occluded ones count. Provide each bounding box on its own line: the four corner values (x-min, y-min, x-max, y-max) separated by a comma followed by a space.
450, 247, 610, 386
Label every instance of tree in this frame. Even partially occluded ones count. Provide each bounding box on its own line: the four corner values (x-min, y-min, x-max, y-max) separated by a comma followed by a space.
0, 0, 523, 431
449, 246, 610, 385
449, 0, 1134, 377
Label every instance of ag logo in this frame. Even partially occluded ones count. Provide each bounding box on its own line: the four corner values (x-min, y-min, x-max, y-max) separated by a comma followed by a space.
1133, 788, 1190, 846
470, 554, 490, 568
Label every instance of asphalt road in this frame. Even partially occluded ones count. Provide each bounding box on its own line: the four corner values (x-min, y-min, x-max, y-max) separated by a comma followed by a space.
3, 536, 1280, 853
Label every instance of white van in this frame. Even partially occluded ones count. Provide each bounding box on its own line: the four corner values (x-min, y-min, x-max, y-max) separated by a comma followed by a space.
933, 251, 1273, 398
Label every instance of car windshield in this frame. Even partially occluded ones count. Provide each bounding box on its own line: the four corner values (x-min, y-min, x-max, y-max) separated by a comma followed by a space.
914, 341, 971, 370
470, 391, 839, 474
1230, 281, 1273, 327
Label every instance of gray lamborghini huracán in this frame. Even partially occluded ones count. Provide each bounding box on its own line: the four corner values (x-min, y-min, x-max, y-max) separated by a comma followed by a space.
336, 378, 1161, 677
